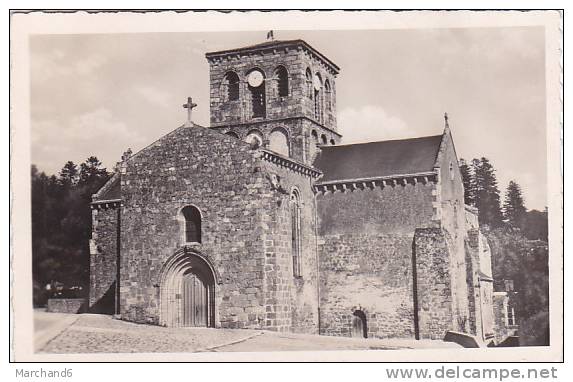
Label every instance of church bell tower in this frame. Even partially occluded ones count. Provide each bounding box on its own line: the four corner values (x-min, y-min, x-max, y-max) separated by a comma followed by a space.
205, 38, 341, 165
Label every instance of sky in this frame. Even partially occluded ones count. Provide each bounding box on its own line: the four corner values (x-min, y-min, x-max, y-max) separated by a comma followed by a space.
30, 27, 547, 210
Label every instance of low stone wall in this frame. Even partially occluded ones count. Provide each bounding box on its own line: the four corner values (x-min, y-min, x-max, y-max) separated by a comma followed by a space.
47, 298, 87, 314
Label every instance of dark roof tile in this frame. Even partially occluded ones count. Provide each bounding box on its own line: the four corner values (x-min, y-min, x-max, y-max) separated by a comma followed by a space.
94, 173, 121, 201
313, 135, 443, 183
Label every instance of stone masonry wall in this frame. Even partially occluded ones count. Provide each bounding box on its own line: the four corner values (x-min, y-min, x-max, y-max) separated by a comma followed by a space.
89, 205, 119, 314
413, 228, 453, 339
118, 124, 317, 333
207, 41, 340, 166
258, 160, 319, 333
465, 231, 480, 336
317, 181, 436, 236
318, 234, 415, 338
316, 182, 435, 338
47, 298, 87, 314
215, 118, 340, 166
119, 125, 270, 327
465, 227, 496, 340
207, 43, 338, 131
493, 292, 518, 343
436, 130, 471, 333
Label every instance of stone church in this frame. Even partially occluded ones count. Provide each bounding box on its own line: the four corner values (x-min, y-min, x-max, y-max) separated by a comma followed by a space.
89, 38, 501, 341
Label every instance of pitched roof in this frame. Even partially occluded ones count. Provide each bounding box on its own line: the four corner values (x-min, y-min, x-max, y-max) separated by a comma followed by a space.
205, 39, 340, 73
92, 173, 121, 202
313, 135, 444, 183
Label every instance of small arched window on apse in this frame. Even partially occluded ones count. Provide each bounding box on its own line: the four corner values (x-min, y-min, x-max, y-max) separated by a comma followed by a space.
223, 72, 240, 101
290, 189, 302, 278
274, 66, 289, 98
320, 134, 328, 145
225, 131, 239, 139
181, 205, 202, 244
324, 79, 332, 111
244, 129, 264, 149
269, 128, 290, 157
330, 139, 336, 145
305, 68, 313, 99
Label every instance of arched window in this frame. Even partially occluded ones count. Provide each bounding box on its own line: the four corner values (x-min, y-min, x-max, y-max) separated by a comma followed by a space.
225, 131, 239, 139
244, 129, 263, 149
290, 189, 302, 278
269, 128, 289, 157
324, 79, 332, 111
311, 130, 319, 147
305, 68, 313, 99
321, 134, 328, 145
247, 69, 266, 118
181, 206, 201, 243
223, 72, 240, 101
314, 72, 323, 123
274, 66, 289, 97
330, 139, 336, 145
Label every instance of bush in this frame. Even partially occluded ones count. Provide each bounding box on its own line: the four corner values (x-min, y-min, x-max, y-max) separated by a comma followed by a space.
519, 310, 550, 346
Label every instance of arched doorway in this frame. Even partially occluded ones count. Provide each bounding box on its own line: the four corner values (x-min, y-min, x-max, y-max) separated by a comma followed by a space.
351, 310, 368, 338
159, 248, 217, 327
181, 269, 210, 327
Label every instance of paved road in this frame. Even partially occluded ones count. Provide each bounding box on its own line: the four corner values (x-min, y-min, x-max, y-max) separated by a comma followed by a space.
38, 313, 260, 353
35, 311, 459, 354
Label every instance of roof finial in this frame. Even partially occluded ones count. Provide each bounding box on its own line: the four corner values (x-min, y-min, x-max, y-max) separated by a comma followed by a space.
183, 97, 197, 127
266, 30, 274, 41
121, 148, 132, 162
444, 112, 449, 129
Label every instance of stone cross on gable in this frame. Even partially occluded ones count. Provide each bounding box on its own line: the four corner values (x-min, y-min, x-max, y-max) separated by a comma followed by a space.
183, 97, 197, 127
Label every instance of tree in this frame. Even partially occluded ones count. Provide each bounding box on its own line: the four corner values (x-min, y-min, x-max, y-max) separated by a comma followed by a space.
31, 157, 111, 306
79, 156, 108, 187
503, 180, 527, 227
521, 208, 548, 241
459, 158, 475, 206
59, 161, 79, 188
485, 226, 549, 345
472, 157, 503, 227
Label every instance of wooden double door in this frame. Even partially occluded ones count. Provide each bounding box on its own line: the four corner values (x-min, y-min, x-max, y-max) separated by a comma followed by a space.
181, 272, 212, 327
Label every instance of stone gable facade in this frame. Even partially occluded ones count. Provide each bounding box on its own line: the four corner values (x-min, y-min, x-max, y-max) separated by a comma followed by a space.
89, 38, 508, 343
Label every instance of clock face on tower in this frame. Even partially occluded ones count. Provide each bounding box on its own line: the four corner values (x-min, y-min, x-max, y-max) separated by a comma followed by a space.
247, 70, 264, 87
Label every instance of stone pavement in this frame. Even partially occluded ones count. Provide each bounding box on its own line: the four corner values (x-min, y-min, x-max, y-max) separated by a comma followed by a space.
207, 331, 460, 352
34, 309, 81, 352
38, 313, 261, 353
36, 312, 460, 354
